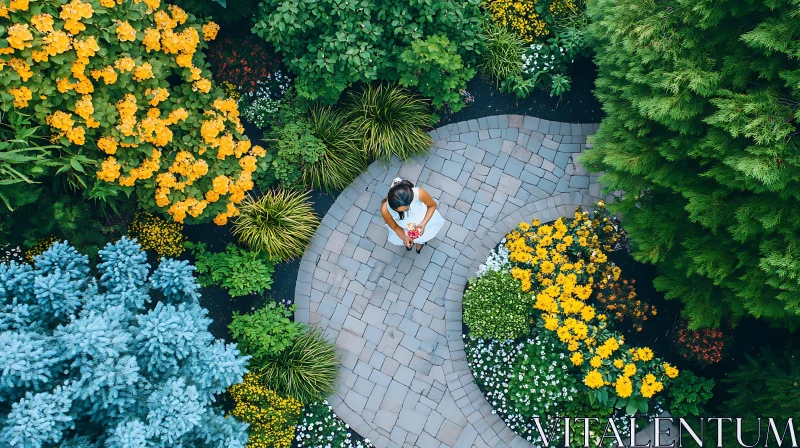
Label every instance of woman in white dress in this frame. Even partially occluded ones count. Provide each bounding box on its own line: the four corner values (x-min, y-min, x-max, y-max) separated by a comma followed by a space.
381, 178, 446, 254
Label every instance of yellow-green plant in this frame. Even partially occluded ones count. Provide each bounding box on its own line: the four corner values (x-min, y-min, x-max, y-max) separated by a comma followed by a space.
344, 84, 433, 163
127, 212, 185, 257
254, 329, 340, 403
0, 0, 266, 225
232, 190, 319, 261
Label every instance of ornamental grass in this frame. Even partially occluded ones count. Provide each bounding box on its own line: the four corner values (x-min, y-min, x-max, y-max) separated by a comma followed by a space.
253, 329, 340, 403
344, 84, 432, 164
232, 190, 319, 261
305, 106, 367, 192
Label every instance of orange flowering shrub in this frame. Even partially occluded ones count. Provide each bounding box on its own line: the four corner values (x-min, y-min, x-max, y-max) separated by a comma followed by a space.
0, 0, 266, 224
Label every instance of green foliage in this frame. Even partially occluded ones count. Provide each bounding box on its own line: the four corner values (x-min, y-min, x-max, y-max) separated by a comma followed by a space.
463, 270, 534, 339
232, 189, 319, 261
305, 106, 367, 192
229, 303, 306, 362
295, 401, 373, 448
479, 23, 526, 87
582, 0, 800, 328
665, 370, 714, 418
251, 0, 483, 105
721, 349, 800, 444
184, 241, 274, 297
254, 329, 340, 403
344, 84, 433, 163
0, 191, 124, 261
0, 110, 60, 210
507, 332, 578, 418
262, 103, 327, 189
397, 34, 477, 112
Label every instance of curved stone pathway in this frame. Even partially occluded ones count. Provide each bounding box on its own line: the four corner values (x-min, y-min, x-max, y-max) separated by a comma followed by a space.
295, 115, 609, 447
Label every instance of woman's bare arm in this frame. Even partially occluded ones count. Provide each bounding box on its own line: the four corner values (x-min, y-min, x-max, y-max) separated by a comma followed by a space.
417, 188, 438, 227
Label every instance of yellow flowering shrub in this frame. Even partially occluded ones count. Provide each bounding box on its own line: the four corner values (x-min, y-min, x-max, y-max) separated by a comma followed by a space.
504, 202, 677, 411
24, 235, 59, 262
229, 374, 302, 448
0, 0, 266, 224
127, 212, 186, 257
484, 0, 576, 41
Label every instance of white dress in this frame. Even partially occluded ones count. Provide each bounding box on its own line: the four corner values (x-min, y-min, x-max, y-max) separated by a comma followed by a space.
385, 188, 446, 246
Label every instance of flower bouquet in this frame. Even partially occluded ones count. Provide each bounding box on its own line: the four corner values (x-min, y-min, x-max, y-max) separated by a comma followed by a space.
407, 223, 421, 240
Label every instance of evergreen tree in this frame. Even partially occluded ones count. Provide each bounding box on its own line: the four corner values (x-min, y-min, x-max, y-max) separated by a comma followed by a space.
583, 0, 800, 328
0, 239, 250, 447
720, 348, 800, 444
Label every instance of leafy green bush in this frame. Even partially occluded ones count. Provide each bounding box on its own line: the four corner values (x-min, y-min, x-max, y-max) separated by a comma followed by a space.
665, 370, 714, 418
232, 189, 319, 261
344, 84, 433, 163
398, 34, 477, 112
255, 329, 340, 403
229, 303, 306, 361
305, 106, 367, 192
184, 241, 274, 297
463, 270, 535, 339
479, 23, 526, 87
251, 0, 483, 105
261, 102, 327, 189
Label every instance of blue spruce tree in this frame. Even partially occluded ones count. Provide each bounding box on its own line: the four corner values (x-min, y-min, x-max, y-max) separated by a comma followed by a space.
0, 238, 250, 447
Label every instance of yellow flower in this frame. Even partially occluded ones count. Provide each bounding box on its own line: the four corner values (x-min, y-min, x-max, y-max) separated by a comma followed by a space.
615, 376, 633, 398
584, 369, 604, 389
663, 363, 679, 379
7, 24, 33, 50
570, 352, 583, 366
623, 363, 636, 377
589, 356, 602, 368
613, 359, 624, 369
9, 86, 32, 108
116, 21, 137, 41
634, 347, 654, 362
202, 21, 220, 41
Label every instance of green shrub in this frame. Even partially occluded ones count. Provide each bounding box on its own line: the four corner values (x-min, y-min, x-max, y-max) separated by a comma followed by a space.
261, 102, 327, 189
184, 241, 274, 297
232, 189, 320, 261
463, 270, 535, 339
665, 370, 714, 418
255, 329, 340, 403
344, 84, 433, 163
251, 0, 483, 104
479, 23, 526, 87
397, 34, 477, 112
229, 303, 306, 361
295, 401, 373, 448
305, 106, 367, 192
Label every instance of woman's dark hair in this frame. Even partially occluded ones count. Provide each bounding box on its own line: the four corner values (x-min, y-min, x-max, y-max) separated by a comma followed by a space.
383, 180, 414, 220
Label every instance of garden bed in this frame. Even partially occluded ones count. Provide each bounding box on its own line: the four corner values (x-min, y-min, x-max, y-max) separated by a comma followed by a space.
461, 209, 800, 442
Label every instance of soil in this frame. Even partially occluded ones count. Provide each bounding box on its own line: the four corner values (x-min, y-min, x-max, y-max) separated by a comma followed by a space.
438, 55, 605, 126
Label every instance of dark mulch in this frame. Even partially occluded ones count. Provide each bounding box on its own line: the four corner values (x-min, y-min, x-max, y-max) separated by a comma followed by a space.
438, 55, 604, 127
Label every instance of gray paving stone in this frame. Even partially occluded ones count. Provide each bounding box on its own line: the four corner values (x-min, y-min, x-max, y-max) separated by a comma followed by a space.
296, 115, 602, 448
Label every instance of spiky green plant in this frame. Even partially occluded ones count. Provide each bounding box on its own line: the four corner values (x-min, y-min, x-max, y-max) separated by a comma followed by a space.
232, 189, 319, 261
479, 22, 526, 85
305, 106, 367, 192
344, 84, 433, 163
254, 329, 340, 403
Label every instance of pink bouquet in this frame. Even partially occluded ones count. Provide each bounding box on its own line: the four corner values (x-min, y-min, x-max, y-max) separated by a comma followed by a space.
407, 224, 421, 240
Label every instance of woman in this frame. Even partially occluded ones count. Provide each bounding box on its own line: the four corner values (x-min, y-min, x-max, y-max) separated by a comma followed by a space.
381, 178, 446, 254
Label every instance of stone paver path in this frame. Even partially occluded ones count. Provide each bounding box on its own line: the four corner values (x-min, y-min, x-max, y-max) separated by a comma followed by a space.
295, 115, 610, 447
